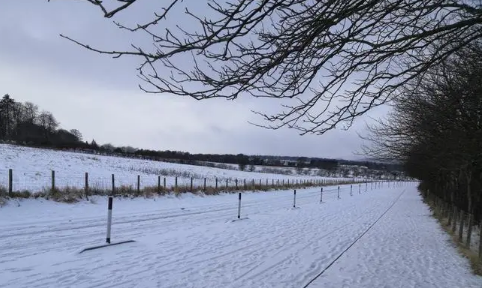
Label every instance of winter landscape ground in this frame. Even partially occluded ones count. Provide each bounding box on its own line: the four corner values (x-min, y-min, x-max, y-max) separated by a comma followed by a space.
1, 180, 481, 287
0, 144, 348, 193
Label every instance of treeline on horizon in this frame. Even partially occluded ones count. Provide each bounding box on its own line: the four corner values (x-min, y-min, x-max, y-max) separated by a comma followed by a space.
0, 94, 401, 172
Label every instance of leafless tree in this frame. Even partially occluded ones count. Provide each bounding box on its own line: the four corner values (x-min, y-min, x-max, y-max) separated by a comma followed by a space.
363, 42, 482, 239
57, 0, 482, 135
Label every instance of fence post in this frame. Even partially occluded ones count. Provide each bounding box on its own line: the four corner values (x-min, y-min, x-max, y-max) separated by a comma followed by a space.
479, 221, 482, 262
215, 178, 218, 189
350, 185, 353, 196
235, 179, 238, 190
204, 178, 207, 192
244, 179, 247, 190
8, 169, 13, 196
111, 174, 115, 196
106, 196, 113, 244
338, 186, 340, 199
293, 189, 297, 208
237, 193, 242, 219
458, 210, 465, 243
466, 213, 473, 248
359, 184, 361, 194
158, 176, 161, 193
226, 179, 229, 189
85, 172, 89, 200
163, 177, 166, 190
51, 170, 55, 191
191, 177, 194, 192
137, 175, 140, 194
175, 177, 178, 193
320, 187, 323, 203
452, 206, 458, 233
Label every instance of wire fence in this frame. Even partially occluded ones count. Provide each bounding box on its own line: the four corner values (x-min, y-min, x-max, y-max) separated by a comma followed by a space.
425, 192, 482, 265
0, 168, 372, 197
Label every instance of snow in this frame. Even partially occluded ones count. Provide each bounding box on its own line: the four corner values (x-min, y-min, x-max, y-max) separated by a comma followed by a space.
0, 144, 347, 193
0, 182, 480, 287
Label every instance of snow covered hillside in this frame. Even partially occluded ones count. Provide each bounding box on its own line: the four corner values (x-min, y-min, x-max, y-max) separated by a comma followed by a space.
0, 183, 480, 287
0, 144, 346, 193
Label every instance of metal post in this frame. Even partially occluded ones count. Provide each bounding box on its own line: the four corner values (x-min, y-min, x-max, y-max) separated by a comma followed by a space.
338, 186, 340, 199
320, 187, 323, 203
137, 175, 140, 193
204, 178, 207, 191
350, 185, 353, 196
164, 177, 166, 189
106, 196, 113, 244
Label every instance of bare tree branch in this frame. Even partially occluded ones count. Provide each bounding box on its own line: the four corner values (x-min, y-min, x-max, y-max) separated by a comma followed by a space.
56, 0, 482, 135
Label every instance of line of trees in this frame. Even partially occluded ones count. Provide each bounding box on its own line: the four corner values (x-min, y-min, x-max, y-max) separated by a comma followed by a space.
365, 42, 482, 224
1, 95, 400, 175
0, 95, 88, 148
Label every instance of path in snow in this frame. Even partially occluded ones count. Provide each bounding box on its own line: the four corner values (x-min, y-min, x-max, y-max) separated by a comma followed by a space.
0, 183, 480, 288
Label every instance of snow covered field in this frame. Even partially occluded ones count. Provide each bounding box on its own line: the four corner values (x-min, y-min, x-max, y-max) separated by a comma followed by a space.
0, 144, 345, 193
1, 183, 480, 287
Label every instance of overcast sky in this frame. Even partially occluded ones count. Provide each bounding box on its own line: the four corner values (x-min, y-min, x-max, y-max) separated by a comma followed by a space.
0, 0, 390, 160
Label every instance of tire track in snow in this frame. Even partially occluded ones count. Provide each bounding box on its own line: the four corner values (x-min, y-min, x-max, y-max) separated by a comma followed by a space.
302, 189, 406, 288
231, 193, 393, 286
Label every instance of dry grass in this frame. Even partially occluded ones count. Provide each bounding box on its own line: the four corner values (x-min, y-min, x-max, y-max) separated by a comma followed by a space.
1, 179, 361, 204
426, 196, 482, 276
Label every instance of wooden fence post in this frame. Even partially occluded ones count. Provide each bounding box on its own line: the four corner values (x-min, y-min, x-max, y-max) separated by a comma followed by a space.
204, 178, 207, 192
466, 213, 473, 248
175, 177, 178, 193
85, 172, 89, 200
458, 210, 465, 243
215, 178, 218, 189
478, 221, 482, 262
158, 176, 161, 193
111, 174, 115, 196
163, 177, 166, 189
51, 170, 55, 191
452, 206, 458, 233
8, 169, 12, 196
137, 175, 140, 193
